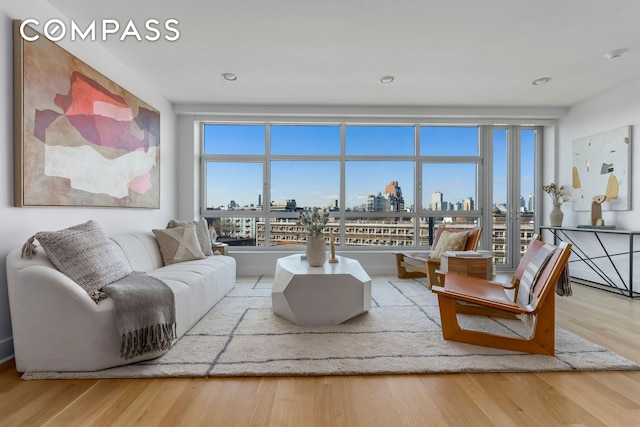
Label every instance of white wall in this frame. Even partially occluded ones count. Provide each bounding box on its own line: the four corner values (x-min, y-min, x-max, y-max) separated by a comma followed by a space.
547, 77, 640, 292
554, 78, 640, 229
0, 1, 178, 362
176, 115, 200, 220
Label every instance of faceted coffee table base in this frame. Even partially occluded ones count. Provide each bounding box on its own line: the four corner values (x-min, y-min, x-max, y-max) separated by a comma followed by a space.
272, 255, 372, 326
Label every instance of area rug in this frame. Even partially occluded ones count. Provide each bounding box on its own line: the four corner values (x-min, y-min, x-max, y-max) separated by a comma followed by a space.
22, 276, 638, 379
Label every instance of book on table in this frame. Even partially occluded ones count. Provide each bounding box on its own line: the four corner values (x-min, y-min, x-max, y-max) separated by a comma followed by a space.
443, 250, 485, 258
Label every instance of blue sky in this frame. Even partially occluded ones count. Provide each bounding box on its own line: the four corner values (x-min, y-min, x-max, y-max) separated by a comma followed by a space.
204, 124, 535, 210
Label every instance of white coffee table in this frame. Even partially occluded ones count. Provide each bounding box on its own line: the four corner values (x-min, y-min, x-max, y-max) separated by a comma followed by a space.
272, 254, 372, 326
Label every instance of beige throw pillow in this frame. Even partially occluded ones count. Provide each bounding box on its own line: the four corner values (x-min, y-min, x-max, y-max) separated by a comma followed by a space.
430, 230, 469, 259
153, 225, 206, 265
29, 220, 132, 302
167, 219, 213, 256
431, 226, 447, 248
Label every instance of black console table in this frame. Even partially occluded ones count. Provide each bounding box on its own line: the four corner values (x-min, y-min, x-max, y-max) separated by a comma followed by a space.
540, 226, 640, 298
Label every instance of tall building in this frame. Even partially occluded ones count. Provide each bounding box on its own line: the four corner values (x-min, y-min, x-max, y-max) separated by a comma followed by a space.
366, 192, 386, 212
367, 181, 406, 212
431, 191, 443, 210
384, 180, 405, 212
463, 197, 474, 211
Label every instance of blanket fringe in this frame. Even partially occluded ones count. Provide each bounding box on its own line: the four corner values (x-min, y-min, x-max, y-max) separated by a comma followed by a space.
556, 265, 572, 297
21, 236, 38, 259
120, 323, 177, 360
517, 313, 536, 333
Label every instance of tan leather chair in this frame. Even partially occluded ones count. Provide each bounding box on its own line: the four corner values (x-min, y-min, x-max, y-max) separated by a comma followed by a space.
431, 238, 571, 356
394, 227, 482, 289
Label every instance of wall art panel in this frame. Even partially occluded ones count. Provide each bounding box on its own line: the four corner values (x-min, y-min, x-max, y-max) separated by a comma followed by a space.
13, 20, 160, 208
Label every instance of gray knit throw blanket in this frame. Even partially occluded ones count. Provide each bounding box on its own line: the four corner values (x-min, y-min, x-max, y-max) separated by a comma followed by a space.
555, 265, 572, 297
102, 272, 177, 360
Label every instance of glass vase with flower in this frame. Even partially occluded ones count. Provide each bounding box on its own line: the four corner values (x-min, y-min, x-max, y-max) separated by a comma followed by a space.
542, 183, 570, 227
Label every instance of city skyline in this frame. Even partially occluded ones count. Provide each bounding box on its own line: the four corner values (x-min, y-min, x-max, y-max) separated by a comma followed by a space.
204, 124, 536, 210
212, 184, 480, 213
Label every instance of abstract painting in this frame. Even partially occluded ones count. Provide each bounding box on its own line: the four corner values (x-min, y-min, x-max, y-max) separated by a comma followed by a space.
571, 126, 631, 212
13, 20, 160, 208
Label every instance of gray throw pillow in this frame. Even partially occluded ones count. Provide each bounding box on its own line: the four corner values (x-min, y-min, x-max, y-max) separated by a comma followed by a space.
31, 220, 132, 302
167, 218, 213, 256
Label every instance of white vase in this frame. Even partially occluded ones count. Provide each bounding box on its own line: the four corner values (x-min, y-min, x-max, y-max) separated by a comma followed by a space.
549, 204, 564, 227
306, 235, 326, 267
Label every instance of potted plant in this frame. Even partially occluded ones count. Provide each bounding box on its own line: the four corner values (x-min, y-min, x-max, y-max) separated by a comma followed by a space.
542, 183, 570, 227
297, 208, 330, 266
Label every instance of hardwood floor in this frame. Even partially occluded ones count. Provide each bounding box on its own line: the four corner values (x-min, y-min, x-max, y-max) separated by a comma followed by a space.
2, 281, 640, 427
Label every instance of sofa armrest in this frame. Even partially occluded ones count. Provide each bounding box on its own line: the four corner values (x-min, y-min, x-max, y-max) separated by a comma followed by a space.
8, 264, 123, 372
12, 265, 99, 309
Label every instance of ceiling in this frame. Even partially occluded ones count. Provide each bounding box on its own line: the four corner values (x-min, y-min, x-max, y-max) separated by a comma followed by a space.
46, 0, 640, 109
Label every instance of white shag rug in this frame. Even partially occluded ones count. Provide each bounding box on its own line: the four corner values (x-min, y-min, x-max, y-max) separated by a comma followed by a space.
22, 276, 638, 379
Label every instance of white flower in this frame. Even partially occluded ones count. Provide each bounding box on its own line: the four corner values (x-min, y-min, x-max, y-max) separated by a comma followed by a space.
542, 183, 570, 205
297, 208, 329, 236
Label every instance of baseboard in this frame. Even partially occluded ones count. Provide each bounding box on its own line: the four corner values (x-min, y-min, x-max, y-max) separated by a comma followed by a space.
0, 336, 14, 364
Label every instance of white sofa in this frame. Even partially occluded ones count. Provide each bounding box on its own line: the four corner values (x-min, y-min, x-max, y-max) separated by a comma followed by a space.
6, 232, 236, 373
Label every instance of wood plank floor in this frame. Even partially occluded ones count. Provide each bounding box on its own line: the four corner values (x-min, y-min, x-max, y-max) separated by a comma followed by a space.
1, 280, 640, 427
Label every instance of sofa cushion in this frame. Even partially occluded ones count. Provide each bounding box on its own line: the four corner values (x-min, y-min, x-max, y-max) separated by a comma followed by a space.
110, 233, 164, 272
153, 225, 206, 265
30, 220, 132, 302
167, 219, 213, 256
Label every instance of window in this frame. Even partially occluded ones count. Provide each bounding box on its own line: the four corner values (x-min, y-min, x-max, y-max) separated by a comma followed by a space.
345, 161, 414, 212
420, 126, 480, 216
346, 126, 414, 156
204, 162, 262, 210
491, 126, 538, 269
420, 126, 478, 156
201, 122, 540, 250
271, 125, 340, 155
204, 124, 264, 155
271, 160, 340, 209
422, 163, 477, 211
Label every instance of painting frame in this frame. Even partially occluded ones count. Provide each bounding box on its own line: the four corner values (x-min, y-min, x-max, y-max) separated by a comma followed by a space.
571, 126, 631, 212
13, 20, 161, 208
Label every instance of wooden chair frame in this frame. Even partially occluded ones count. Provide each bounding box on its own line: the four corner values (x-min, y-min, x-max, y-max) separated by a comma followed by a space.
431, 240, 571, 356
448, 234, 542, 319
394, 227, 482, 289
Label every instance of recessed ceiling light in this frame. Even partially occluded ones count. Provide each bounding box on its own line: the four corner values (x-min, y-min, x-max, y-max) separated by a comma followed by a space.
221, 73, 237, 81
532, 77, 552, 86
379, 75, 395, 84
604, 49, 627, 60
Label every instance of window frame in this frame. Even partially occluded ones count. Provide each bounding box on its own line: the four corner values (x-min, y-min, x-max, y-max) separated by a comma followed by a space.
200, 120, 541, 252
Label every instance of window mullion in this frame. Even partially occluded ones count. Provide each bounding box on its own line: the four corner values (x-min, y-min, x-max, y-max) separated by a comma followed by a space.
264, 123, 271, 247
